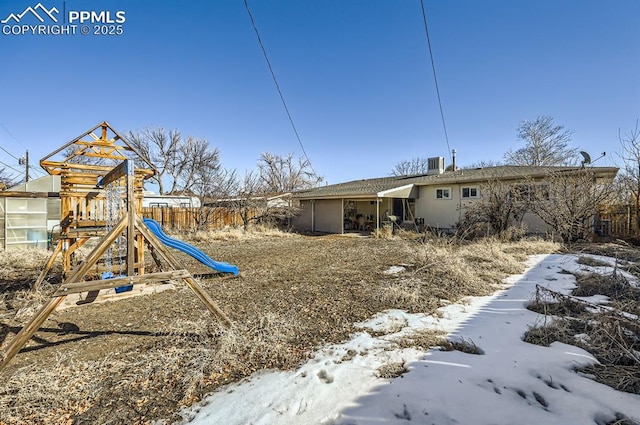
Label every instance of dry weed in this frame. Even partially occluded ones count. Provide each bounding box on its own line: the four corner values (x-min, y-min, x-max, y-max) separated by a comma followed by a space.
378, 278, 441, 313
187, 225, 296, 242
393, 328, 445, 350
378, 238, 559, 314
581, 364, 640, 395
0, 248, 52, 280
524, 272, 640, 395
526, 298, 586, 317
440, 337, 485, 355
1, 310, 310, 424
573, 272, 639, 302
577, 256, 611, 268
376, 362, 408, 379
502, 238, 561, 256
0, 248, 61, 304
0, 234, 560, 423
523, 317, 595, 348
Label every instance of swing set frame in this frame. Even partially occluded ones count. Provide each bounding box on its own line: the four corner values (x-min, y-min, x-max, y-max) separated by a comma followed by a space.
0, 122, 231, 373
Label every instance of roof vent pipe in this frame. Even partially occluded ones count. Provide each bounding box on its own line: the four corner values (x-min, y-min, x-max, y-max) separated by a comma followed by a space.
451, 149, 457, 172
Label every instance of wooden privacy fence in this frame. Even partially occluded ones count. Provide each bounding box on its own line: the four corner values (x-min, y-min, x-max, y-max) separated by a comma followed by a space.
142, 206, 256, 231
599, 205, 634, 237
600, 212, 635, 237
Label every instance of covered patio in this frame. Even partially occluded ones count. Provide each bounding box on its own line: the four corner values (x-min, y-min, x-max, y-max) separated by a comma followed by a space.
293, 179, 420, 234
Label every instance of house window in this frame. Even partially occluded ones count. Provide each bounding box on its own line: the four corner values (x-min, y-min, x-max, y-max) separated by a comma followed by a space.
435, 188, 451, 199
511, 184, 531, 201
462, 187, 479, 199
511, 183, 549, 201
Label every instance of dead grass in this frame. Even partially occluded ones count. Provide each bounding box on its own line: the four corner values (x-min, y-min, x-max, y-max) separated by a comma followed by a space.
0, 248, 62, 326
378, 237, 560, 313
393, 328, 445, 350
581, 364, 640, 395
576, 256, 611, 268
187, 224, 297, 242
524, 270, 640, 395
0, 248, 53, 280
575, 242, 640, 281
0, 233, 560, 424
526, 297, 587, 317
573, 272, 640, 305
440, 337, 485, 355
376, 362, 408, 379
2, 307, 309, 424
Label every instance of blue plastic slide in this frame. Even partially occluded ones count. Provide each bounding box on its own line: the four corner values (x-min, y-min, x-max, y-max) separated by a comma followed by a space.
143, 218, 239, 276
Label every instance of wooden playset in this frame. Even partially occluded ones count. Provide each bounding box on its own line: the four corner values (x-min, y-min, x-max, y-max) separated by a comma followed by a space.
0, 122, 233, 373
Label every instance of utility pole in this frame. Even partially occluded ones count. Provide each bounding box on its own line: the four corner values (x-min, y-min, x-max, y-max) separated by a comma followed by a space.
18, 150, 29, 182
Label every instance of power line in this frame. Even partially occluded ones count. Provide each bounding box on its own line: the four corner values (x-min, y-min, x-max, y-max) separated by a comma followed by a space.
0, 143, 20, 161
0, 144, 44, 180
419, 0, 452, 165
243, 0, 318, 176
0, 122, 27, 152
29, 166, 45, 178
0, 159, 25, 176
0, 123, 45, 179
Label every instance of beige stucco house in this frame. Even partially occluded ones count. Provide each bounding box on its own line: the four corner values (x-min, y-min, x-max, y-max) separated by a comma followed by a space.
292, 158, 618, 235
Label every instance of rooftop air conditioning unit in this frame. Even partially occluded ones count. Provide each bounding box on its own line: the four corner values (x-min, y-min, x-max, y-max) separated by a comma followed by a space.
427, 157, 445, 175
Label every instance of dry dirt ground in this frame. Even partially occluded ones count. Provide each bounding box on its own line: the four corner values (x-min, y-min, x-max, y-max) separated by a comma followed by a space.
0, 232, 562, 424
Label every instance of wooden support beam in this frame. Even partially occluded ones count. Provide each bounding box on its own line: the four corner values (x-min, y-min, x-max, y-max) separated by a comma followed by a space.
136, 233, 145, 275
75, 140, 128, 148
54, 270, 190, 296
0, 296, 67, 373
0, 191, 59, 198
0, 217, 129, 372
134, 217, 232, 327
32, 241, 63, 290
182, 276, 233, 327
65, 215, 128, 284
72, 220, 108, 228
61, 229, 108, 238
97, 159, 133, 188
127, 169, 136, 276
67, 237, 90, 254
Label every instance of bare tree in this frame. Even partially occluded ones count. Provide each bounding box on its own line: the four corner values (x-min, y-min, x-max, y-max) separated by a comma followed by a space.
0, 167, 11, 189
127, 128, 220, 195
617, 120, 640, 233
458, 178, 528, 239
258, 152, 321, 193
462, 160, 502, 169
127, 128, 181, 194
127, 128, 182, 194
180, 137, 221, 195
188, 158, 229, 231
529, 169, 615, 242
504, 116, 578, 166
226, 171, 265, 231
391, 157, 429, 176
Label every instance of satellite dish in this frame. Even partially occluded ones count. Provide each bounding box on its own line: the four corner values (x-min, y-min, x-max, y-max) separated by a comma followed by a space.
580, 151, 591, 165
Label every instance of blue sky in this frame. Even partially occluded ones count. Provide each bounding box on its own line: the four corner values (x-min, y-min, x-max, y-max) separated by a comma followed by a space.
0, 0, 638, 186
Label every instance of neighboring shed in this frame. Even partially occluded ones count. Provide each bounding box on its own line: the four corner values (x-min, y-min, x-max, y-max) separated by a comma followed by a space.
0, 175, 60, 250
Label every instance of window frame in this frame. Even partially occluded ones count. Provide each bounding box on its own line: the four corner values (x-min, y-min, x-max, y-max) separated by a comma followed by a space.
435, 187, 452, 200
461, 186, 479, 199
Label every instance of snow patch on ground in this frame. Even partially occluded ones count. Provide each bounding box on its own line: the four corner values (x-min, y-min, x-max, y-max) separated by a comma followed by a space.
382, 265, 406, 275
178, 254, 640, 425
